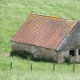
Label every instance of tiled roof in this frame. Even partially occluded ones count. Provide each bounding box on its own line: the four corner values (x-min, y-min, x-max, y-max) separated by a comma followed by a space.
12, 13, 77, 50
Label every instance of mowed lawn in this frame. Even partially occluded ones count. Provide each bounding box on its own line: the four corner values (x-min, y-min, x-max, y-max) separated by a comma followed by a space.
0, 0, 80, 80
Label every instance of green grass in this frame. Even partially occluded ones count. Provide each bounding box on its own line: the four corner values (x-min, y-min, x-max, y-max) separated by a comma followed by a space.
0, 0, 80, 54
0, 0, 80, 80
1, 55, 80, 80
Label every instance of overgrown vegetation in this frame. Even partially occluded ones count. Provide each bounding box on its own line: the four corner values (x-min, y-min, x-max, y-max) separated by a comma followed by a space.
10, 50, 73, 64
10, 50, 31, 59
32, 57, 56, 63
10, 50, 55, 63
64, 55, 72, 64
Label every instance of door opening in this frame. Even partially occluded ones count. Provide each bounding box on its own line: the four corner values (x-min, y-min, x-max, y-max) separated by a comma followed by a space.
79, 49, 80, 55
69, 50, 75, 56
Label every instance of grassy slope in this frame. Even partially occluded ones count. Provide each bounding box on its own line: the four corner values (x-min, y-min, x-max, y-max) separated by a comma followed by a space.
0, 0, 80, 80
0, 55, 80, 80
0, 0, 80, 54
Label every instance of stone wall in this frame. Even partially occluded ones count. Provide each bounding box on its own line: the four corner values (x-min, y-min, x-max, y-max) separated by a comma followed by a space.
58, 21, 80, 51
12, 42, 69, 63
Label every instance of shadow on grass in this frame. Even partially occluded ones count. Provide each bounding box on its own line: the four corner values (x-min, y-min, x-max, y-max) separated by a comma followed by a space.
10, 50, 56, 63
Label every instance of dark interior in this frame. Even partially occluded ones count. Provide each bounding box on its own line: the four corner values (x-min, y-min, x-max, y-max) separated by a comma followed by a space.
69, 50, 75, 56
79, 49, 80, 55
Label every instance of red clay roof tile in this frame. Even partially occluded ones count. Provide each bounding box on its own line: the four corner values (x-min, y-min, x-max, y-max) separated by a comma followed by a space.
12, 13, 77, 50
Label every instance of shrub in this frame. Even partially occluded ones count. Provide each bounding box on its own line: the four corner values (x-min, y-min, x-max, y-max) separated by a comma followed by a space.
32, 57, 55, 63
64, 55, 72, 64
10, 50, 56, 63
10, 50, 32, 59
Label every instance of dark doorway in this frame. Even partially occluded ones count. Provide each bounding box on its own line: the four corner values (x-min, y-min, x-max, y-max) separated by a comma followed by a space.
79, 49, 80, 55
69, 50, 75, 56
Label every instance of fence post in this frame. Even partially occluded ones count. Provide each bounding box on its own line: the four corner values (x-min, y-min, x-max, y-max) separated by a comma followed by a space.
73, 62, 75, 73
53, 62, 55, 71
10, 62, 12, 71
31, 64, 32, 72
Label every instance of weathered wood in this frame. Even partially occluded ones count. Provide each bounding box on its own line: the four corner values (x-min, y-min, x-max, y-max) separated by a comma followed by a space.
10, 62, 12, 71
53, 62, 55, 71
73, 62, 75, 73
31, 64, 32, 72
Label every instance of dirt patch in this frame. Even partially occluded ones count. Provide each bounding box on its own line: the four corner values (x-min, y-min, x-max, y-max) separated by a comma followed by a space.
4, 53, 10, 57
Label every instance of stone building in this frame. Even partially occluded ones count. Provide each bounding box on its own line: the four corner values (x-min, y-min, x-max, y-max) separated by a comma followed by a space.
11, 13, 80, 63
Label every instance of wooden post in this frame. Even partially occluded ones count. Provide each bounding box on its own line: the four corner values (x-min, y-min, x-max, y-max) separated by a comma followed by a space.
10, 62, 12, 71
31, 64, 32, 72
53, 62, 55, 71
73, 62, 75, 73
75, 49, 79, 62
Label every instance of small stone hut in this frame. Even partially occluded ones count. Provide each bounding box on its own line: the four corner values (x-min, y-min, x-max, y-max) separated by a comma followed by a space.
11, 13, 80, 63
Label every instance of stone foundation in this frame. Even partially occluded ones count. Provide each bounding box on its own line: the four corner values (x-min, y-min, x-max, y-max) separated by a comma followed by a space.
12, 42, 69, 63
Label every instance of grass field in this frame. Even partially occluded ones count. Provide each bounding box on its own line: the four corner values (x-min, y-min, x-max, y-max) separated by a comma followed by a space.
0, 0, 80, 54
0, 0, 80, 80
1, 55, 80, 80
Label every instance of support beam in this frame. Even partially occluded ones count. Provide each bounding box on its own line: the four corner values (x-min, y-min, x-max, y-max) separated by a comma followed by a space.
74, 49, 79, 62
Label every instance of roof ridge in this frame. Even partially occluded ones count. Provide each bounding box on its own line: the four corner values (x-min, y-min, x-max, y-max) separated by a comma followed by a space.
30, 13, 76, 21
